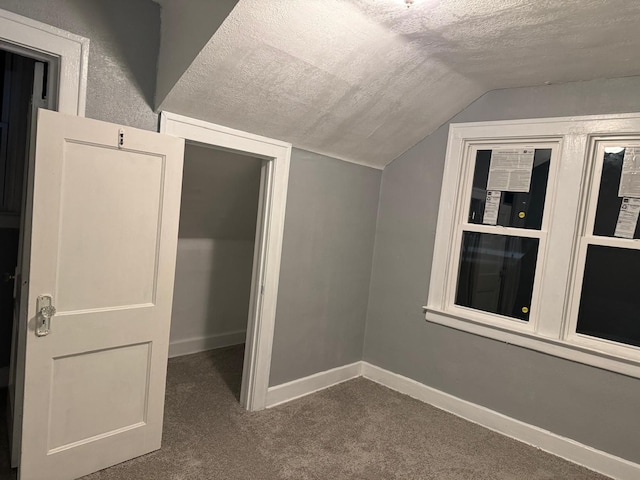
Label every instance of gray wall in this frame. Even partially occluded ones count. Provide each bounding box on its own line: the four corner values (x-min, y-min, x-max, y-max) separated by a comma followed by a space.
269, 149, 381, 386
364, 75, 640, 464
8, 1, 638, 463
178, 144, 262, 241
171, 144, 261, 349
0, 0, 384, 390
0, 0, 160, 131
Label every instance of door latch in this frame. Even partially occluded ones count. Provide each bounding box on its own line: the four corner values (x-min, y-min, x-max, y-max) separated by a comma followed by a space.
36, 295, 56, 337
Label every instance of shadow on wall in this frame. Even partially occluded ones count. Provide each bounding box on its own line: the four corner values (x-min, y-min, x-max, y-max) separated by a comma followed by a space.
72, 0, 160, 110
178, 144, 263, 240
171, 238, 256, 339
203, 240, 255, 340
169, 144, 262, 350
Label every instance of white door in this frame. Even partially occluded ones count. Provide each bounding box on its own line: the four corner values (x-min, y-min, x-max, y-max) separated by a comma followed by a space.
18, 109, 184, 480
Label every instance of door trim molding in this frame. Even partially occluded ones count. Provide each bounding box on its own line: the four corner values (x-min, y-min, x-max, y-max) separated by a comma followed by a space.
159, 111, 292, 411
0, 7, 89, 115
265, 362, 362, 408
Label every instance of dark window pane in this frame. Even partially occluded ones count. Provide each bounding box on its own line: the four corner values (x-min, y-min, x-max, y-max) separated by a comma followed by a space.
468, 149, 551, 230
455, 232, 539, 321
593, 148, 640, 239
577, 245, 640, 347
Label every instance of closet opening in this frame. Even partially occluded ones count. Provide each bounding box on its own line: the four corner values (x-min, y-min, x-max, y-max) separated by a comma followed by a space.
169, 141, 264, 403
160, 112, 291, 412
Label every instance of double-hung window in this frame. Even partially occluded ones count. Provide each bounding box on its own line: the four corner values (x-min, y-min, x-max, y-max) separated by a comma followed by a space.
426, 114, 640, 378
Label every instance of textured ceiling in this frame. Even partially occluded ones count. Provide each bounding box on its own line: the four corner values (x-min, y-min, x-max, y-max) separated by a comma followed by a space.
158, 0, 640, 169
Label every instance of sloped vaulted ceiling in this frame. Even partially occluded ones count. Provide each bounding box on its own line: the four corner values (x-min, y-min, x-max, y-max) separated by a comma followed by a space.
157, 0, 640, 169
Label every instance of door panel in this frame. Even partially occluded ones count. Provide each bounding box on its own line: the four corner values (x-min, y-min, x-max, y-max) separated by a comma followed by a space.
48, 342, 150, 452
55, 144, 163, 311
19, 109, 184, 480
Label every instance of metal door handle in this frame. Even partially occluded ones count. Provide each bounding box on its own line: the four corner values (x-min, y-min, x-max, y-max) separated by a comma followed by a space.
36, 295, 56, 337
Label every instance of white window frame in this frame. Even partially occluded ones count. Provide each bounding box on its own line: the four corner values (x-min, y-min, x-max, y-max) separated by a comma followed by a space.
445, 140, 561, 335
425, 113, 640, 379
565, 137, 640, 362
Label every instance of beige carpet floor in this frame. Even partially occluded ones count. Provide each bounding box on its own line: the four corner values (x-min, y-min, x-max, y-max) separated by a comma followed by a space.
2, 345, 609, 479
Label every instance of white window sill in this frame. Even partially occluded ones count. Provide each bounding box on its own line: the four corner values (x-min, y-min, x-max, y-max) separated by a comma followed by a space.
424, 307, 640, 379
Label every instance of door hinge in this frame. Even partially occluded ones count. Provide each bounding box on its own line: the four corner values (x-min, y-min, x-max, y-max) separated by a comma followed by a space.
118, 128, 125, 148
260, 285, 265, 295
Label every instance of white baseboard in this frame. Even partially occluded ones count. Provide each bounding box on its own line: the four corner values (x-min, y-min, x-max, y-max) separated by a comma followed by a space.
168, 330, 246, 358
265, 362, 362, 408
265, 359, 640, 479
361, 361, 640, 480
0, 366, 8, 388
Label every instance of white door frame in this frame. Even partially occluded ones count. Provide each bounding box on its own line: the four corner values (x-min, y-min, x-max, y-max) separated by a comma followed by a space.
0, 8, 89, 116
160, 112, 291, 411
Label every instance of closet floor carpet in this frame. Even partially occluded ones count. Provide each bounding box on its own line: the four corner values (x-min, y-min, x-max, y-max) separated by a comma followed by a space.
1, 345, 609, 479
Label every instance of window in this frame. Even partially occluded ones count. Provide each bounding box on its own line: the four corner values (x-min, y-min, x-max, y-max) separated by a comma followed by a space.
566, 141, 640, 358
426, 115, 640, 378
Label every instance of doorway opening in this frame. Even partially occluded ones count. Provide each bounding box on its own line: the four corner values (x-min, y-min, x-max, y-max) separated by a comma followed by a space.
0, 47, 52, 477
169, 142, 263, 401
0, 10, 88, 475
161, 112, 292, 412
0, 10, 288, 476
0, 50, 35, 389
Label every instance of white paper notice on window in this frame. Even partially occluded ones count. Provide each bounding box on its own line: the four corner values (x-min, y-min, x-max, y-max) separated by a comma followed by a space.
619, 147, 640, 198
614, 197, 640, 239
483, 190, 501, 225
487, 148, 535, 192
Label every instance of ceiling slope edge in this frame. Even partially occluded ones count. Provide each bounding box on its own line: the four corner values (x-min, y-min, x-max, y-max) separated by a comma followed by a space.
155, 0, 240, 109
382, 90, 490, 171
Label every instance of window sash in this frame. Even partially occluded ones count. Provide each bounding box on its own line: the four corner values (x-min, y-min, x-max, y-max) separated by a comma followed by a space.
565, 137, 640, 359
445, 142, 559, 332
564, 238, 640, 362
583, 139, 640, 240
